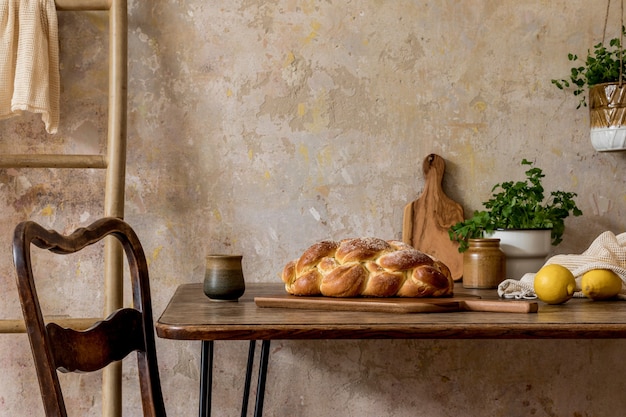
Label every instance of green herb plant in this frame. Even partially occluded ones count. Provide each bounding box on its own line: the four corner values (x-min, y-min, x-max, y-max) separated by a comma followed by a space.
448, 159, 583, 252
552, 27, 626, 108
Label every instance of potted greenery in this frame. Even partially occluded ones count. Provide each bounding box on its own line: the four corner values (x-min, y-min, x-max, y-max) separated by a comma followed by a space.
552, 29, 626, 151
448, 159, 583, 279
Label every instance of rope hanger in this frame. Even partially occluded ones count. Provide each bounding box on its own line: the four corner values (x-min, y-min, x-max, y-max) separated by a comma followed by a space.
603, 0, 625, 86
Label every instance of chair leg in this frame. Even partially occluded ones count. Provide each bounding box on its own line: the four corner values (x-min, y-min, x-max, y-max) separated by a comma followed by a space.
199, 340, 214, 417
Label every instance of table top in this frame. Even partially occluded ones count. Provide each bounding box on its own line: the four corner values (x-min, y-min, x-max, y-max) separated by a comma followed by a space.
155, 283, 626, 341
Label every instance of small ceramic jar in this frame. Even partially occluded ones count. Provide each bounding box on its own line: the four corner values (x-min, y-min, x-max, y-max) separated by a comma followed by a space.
462, 238, 506, 289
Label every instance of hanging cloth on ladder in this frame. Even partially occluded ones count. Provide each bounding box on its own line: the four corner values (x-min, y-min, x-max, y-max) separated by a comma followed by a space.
0, 0, 60, 134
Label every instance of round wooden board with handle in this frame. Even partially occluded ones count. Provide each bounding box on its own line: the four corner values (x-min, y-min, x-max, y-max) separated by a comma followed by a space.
402, 154, 464, 281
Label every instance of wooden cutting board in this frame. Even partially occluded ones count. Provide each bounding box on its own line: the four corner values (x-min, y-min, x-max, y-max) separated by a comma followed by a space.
255, 294, 538, 314
403, 154, 464, 281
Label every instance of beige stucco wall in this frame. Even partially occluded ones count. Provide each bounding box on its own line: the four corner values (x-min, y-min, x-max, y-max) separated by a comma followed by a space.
2, 0, 626, 415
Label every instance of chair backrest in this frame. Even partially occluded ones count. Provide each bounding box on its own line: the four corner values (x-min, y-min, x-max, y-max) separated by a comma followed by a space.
13, 217, 166, 417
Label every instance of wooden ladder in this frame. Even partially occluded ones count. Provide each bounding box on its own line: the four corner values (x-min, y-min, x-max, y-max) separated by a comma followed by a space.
0, 1, 128, 416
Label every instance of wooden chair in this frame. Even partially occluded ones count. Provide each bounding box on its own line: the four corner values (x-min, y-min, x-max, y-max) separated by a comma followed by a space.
13, 217, 166, 417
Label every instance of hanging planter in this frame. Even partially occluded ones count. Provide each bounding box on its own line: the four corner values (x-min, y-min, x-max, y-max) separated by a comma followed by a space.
552, 0, 626, 151
589, 82, 626, 151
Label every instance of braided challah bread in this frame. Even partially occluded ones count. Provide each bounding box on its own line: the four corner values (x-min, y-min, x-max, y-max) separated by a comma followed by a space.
281, 237, 454, 297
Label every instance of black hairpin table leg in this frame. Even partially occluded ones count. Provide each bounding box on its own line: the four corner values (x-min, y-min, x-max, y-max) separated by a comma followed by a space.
201, 339, 270, 417
199, 340, 214, 417
241, 340, 257, 417
253, 340, 271, 417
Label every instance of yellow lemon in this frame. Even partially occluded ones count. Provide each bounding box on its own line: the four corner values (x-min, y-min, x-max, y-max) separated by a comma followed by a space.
581, 269, 623, 300
534, 264, 576, 305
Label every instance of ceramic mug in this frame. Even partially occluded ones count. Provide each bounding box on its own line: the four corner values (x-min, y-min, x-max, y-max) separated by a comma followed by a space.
203, 254, 246, 301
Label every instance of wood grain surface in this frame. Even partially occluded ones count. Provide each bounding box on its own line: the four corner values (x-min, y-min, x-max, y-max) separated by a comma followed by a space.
402, 154, 465, 280
156, 283, 626, 341
254, 294, 537, 314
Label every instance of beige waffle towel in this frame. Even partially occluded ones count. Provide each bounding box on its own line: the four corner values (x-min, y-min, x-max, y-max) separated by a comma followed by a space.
0, 0, 59, 133
498, 231, 626, 300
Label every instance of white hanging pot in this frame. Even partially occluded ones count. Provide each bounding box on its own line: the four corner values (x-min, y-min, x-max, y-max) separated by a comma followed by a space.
485, 229, 552, 280
589, 82, 626, 152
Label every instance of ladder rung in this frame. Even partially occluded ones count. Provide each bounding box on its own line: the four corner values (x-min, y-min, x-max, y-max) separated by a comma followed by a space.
55, 0, 111, 11
0, 154, 107, 169
0, 317, 101, 334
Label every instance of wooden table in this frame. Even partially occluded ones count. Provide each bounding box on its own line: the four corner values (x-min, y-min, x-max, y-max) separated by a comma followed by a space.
156, 282, 626, 416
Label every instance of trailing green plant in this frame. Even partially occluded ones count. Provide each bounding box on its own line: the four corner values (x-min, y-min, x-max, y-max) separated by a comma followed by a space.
552, 27, 626, 108
448, 159, 583, 252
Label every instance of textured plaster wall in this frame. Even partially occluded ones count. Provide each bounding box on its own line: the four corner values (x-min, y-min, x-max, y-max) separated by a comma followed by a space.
1, 1, 626, 416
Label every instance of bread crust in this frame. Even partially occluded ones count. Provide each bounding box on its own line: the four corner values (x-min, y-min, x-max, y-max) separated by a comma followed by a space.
282, 237, 454, 297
